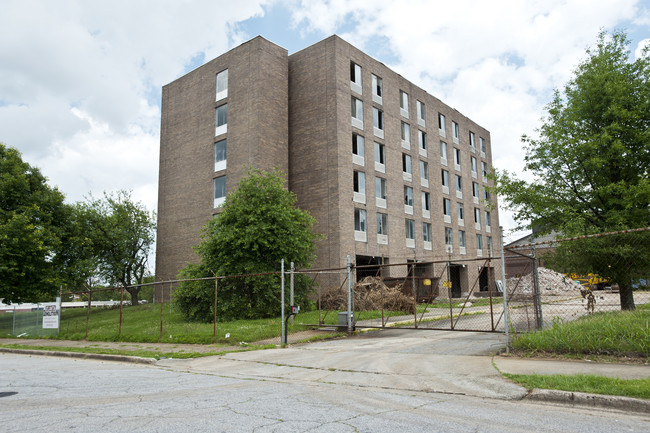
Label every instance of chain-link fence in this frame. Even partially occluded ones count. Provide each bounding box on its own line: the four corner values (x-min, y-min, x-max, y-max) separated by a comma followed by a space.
304, 258, 506, 333
504, 227, 650, 333
2, 228, 647, 345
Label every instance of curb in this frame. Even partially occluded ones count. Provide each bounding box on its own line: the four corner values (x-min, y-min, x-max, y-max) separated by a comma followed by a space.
526, 388, 650, 414
0, 348, 157, 365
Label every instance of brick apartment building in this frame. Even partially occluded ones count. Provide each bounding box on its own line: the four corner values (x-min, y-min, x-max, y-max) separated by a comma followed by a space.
155, 35, 501, 295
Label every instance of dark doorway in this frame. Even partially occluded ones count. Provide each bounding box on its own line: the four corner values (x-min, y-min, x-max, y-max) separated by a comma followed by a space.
356, 255, 384, 280
449, 265, 462, 298
479, 267, 489, 292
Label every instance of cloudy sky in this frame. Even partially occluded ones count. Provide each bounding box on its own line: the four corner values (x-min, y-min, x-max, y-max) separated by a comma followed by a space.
1, 0, 649, 242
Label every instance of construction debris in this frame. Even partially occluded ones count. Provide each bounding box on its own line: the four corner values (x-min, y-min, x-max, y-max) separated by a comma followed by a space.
506, 267, 583, 296
320, 276, 416, 314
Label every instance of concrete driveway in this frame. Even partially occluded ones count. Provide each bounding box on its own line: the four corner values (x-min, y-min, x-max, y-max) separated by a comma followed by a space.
158, 329, 527, 400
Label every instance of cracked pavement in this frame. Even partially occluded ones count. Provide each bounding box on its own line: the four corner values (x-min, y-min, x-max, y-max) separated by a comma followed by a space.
2, 330, 649, 432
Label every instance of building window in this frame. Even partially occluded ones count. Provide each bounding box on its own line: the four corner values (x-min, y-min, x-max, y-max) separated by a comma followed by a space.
215, 104, 227, 136
457, 202, 464, 221
374, 141, 386, 172
214, 139, 226, 172
455, 174, 462, 195
459, 230, 466, 248
438, 113, 446, 137
351, 97, 363, 129
417, 100, 426, 126
354, 208, 367, 242
477, 234, 483, 251
404, 186, 414, 207
452, 121, 460, 143
214, 176, 226, 208
445, 227, 453, 248
216, 69, 228, 101
401, 122, 411, 147
354, 208, 366, 232
405, 218, 415, 244
480, 137, 487, 156
373, 107, 384, 138
402, 153, 412, 177
352, 133, 365, 165
472, 182, 480, 200
418, 130, 427, 154
422, 223, 433, 250
483, 189, 490, 201
422, 191, 431, 212
443, 198, 451, 218
474, 207, 481, 227
440, 141, 448, 165
469, 131, 476, 151
485, 211, 492, 228
375, 176, 387, 206
400, 90, 409, 118
481, 161, 489, 178
487, 236, 493, 255
353, 170, 366, 203
442, 169, 450, 193
419, 160, 429, 182
423, 222, 432, 242
350, 62, 362, 94
377, 213, 388, 235
423, 222, 432, 249
453, 147, 461, 170
422, 191, 431, 210
471, 156, 477, 177
372, 74, 382, 103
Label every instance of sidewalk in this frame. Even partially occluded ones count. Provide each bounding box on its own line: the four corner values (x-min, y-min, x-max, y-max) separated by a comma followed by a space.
494, 356, 650, 380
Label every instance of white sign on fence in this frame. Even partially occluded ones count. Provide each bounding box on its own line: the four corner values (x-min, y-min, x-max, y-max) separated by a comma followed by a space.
42, 302, 60, 329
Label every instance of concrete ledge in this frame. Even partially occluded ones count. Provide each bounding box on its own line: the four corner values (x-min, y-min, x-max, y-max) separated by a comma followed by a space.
0, 348, 157, 365
526, 388, 650, 413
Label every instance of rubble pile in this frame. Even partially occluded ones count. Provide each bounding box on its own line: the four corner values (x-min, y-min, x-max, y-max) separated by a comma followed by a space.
506, 267, 583, 295
320, 276, 416, 314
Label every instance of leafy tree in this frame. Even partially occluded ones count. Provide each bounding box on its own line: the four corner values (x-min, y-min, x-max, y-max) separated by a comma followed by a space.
175, 168, 320, 321
0, 143, 69, 304
57, 202, 102, 293
497, 31, 650, 310
82, 191, 156, 306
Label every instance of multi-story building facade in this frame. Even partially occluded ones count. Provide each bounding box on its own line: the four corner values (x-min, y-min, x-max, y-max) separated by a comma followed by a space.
156, 35, 500, 297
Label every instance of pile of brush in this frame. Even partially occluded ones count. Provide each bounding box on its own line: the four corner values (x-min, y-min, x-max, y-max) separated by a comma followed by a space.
320, 276, 416, 314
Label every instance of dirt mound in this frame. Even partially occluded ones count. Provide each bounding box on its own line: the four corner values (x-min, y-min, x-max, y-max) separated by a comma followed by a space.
320, 276, 416, 314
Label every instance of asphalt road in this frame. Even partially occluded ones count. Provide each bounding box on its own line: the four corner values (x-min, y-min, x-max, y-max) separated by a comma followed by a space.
2, 330, 649, 432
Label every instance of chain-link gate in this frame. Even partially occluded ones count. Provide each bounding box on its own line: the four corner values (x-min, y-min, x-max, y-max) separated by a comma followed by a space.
303, 256, 507, 333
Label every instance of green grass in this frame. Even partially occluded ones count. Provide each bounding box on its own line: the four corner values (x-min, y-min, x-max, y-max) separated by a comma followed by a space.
0, 304, 348, 344
0, 342, 275, 359
510, 304, 650, 358
503, 303, 650, 400
503, 373, 650, 400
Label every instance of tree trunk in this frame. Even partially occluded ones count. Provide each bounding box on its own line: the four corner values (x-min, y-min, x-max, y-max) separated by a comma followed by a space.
127, 287, 140, 306
618, 283, 635, 311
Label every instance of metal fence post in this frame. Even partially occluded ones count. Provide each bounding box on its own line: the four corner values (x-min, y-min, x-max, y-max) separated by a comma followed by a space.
281, 259, 285, 345
347, 255, 352, 334
290, 262, 294, 325
500, 226, 510, 353
411, 263, 417, 328
531, 234, 543, 329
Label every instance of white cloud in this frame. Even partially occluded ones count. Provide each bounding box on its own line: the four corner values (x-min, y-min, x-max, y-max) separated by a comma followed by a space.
636, 38, 650, 58
0, 0, 274, 209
